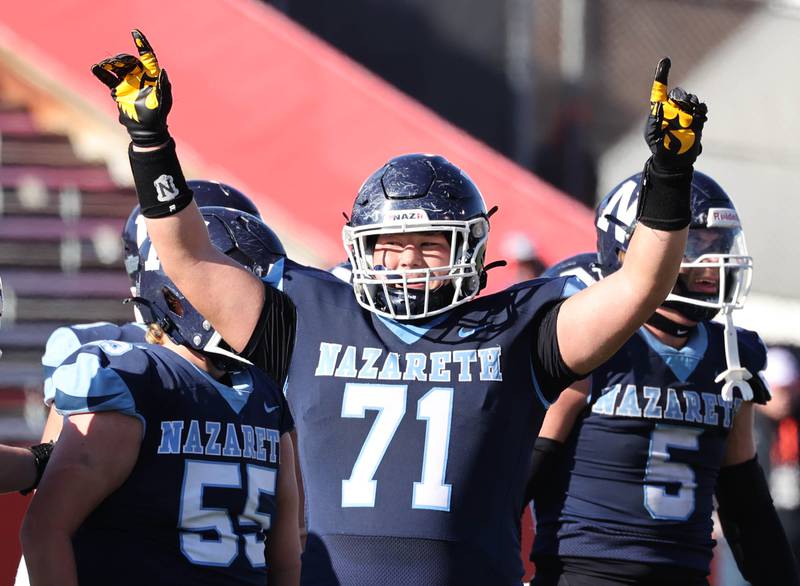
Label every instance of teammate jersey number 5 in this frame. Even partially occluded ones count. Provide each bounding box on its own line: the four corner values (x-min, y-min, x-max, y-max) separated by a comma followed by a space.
644, 425, 702, 520
341, 383, 453, 511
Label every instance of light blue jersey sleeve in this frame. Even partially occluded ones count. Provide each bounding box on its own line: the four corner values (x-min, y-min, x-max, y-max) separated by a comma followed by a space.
51, 341, 152, 430
42, 322, 147, 406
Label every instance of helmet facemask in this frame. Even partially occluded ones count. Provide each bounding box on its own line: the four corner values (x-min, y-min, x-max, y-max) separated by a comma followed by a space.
665, 226, 752, 322
343, 217, 489, 320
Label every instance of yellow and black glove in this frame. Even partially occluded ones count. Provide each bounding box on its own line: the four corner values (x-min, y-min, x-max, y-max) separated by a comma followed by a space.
91, 30, 172, 147
644, 58, 707, 171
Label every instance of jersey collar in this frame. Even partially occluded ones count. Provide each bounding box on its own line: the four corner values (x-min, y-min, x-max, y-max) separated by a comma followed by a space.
638, 322, 709, 382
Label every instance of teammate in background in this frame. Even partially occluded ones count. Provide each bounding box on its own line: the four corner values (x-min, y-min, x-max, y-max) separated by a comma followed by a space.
528, 173, 799, 586
37, 180, 266, 444
13, 182, 276, 586
21, 208, 300, 586
0, 277, 53, 495
94, 31, 705, 584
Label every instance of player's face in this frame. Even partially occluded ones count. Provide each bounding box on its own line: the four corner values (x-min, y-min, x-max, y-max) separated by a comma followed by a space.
680, 263, 719, 295
679, 229, 730, 296
373, 232, 451, 289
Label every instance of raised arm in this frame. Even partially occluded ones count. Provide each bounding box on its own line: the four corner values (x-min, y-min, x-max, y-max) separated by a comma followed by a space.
557, 59, 707, 374
92, 31, 264, 352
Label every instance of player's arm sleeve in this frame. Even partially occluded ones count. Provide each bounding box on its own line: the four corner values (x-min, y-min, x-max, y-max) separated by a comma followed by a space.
42, 327, 86, 407
51, 343, 150, 431
242, 282, 297, 388
738, 330, 772, 405
531, 300, 583, 404
716, 456, 800, 585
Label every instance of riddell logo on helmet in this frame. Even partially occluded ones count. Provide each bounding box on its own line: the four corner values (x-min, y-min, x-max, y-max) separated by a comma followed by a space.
386, 209, 429, 222
707, 208, 740, 228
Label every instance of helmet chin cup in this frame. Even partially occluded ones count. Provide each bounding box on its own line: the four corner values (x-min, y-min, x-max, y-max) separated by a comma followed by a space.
370, 283, 457, 321
661, 299, 719, 323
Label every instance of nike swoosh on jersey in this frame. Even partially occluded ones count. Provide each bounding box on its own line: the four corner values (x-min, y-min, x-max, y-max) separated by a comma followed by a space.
263, 402, 280, 414
458, 325, 487, 338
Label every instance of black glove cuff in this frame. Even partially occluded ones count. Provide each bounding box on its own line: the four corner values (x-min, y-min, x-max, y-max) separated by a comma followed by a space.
20, 441, 54, 496
129, 138, 193, 218
128, 126, 171, 149
636, 157, 692, 231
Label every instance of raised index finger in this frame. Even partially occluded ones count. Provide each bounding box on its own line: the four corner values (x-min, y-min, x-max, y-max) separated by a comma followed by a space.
650, 57, 671, 103
131, 29, 160, 77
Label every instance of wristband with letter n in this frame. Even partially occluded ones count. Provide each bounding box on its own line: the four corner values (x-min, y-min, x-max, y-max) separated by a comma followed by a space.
129, 138, 193, 218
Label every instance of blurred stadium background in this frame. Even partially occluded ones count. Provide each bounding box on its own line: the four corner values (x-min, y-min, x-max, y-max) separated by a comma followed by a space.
0, 0, 798, 584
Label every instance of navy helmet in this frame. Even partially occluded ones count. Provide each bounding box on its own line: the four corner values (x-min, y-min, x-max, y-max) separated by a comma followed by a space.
541, 252, 602, 287
135, 207, 285, 368
343, 153, 490, 320
121, 180, 262, 288
595, 171, 752, 322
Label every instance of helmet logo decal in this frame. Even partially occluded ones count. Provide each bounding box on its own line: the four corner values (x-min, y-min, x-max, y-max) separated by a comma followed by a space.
385, 209, 429, 222
706, 208, 740, 228
596, 179, 638, 244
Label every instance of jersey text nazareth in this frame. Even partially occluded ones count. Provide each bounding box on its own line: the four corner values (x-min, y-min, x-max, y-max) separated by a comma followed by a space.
592, 383, 744, 429
314, 342, 503, 382
157, 419, 281, 462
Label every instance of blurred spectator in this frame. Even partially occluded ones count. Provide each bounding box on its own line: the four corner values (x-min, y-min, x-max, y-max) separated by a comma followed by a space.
502, 232, 546, 281
756, 346, 800, 560
532, 92, 598, 208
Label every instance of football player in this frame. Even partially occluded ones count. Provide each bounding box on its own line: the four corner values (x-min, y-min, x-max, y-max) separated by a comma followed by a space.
37, 179, 269, 444
528, 173, 800, 585
20, 208, 300, 586
92, 31, 706, 584
14, 182, 278, 586
0, 276, 53, 495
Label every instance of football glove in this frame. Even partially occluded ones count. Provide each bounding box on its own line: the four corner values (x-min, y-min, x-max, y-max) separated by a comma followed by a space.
91, 30, 172, 147
19, 441, 54, 496
644, 58, 708, 170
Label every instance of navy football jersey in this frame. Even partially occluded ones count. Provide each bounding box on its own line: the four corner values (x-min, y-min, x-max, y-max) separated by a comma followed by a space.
532, 322, 767, 576
268, 259, 582, 585
42, 321, 147, 405
51, 341, 292, 586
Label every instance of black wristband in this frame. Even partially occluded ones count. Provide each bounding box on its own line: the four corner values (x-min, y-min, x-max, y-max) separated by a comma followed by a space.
20, 441, 54, 496
636, 157, 692, 231
129, 138, 193, 218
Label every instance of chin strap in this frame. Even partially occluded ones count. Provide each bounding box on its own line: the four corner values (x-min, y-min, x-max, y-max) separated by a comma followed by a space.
714, 306, 754, 402
646, 311, 696, 338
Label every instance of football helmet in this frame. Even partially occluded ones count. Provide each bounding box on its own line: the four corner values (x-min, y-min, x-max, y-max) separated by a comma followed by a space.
134, 207, 285, 367
541, 252, 602, 287
121, 180, 262, 287
342, 154, 490, 320
595, 171, 752, 322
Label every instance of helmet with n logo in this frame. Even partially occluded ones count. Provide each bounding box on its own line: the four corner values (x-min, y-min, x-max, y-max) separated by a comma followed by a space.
135, 207, 284, 368
121, 180, 262, 288
595, 171, 752, 321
